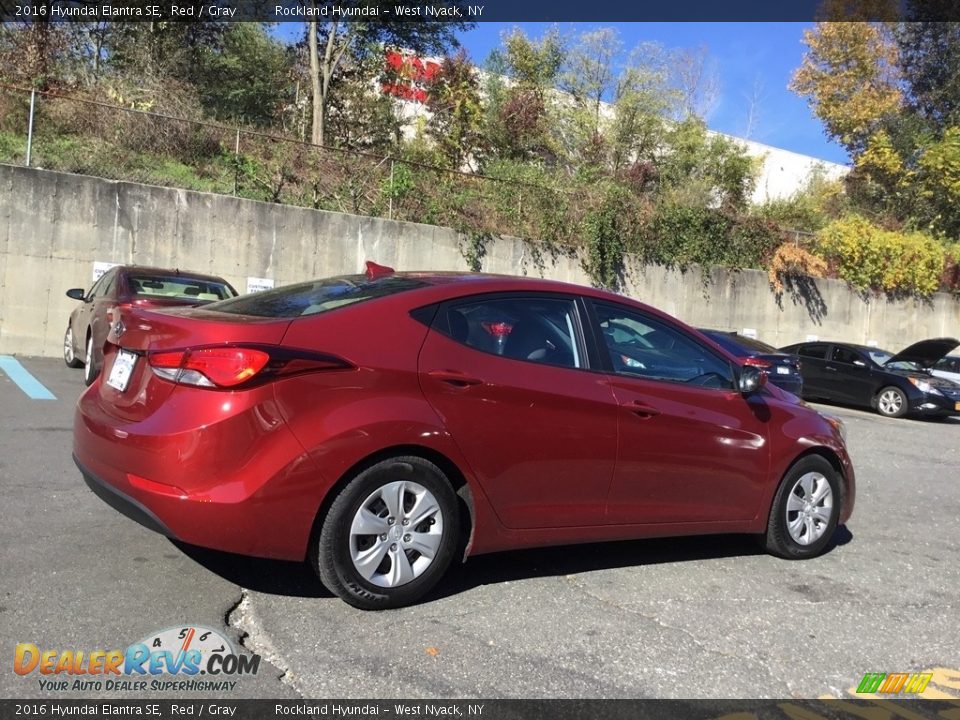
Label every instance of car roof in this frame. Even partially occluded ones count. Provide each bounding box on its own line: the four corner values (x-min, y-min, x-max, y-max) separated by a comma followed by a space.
788, 340, 888, 353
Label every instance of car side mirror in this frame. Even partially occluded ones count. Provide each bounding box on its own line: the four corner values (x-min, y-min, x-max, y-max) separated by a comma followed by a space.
66, 288, 86, 301
739, 365, 767, 394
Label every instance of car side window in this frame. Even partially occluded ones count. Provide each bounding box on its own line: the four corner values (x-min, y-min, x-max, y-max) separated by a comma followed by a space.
100, 271, 117, 298
935, 357, 959, 373
86, 273, 109, 301
593, 303, 734, 389
797, 344, 828, 360
439, 296, 582, 370
831, 346, 864, 365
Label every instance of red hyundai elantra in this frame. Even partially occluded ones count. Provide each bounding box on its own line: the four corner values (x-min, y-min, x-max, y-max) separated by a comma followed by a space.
74, 265, 855, 609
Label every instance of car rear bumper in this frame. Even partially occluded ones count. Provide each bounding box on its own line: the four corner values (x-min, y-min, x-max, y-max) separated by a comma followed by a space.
73, 385, 331, 561
75, 454, 176, 538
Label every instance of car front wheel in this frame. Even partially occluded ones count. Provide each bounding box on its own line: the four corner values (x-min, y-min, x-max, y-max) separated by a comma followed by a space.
875, 386, 908, 418
313, 456, 460, 610
765, 455, 842, 560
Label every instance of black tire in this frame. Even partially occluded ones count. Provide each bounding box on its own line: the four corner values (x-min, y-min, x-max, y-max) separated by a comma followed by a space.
875, 385, 907, 418
63, 326, 83, 368
83, 332, 99, 386
313, 456, 460, 610
765, 455, 842, 560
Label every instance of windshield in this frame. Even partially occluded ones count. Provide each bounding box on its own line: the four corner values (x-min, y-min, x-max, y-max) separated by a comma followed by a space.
869, 349, 923, 371
210, 275, 427, 318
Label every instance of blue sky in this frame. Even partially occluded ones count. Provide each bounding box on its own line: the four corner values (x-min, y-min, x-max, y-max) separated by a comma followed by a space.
457, 22, 848, 165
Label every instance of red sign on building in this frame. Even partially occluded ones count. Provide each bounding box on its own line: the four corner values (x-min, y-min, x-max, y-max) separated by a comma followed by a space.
382, 49, 442, 103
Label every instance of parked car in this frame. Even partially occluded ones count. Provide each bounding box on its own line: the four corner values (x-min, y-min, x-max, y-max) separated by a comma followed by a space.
64, 266, 238, 385
931, 355, 960, 385
74, 265, 855, 609
699, 330, 803, 396
780, 339, 960, 419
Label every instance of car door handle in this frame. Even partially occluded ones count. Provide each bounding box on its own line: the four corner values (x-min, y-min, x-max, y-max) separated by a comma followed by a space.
427, 370, 483, 387
825, 366, 837, 372
621, 400, 661, 418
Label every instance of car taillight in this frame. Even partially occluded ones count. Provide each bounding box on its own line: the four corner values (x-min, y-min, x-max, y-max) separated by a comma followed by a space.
150, 348, 269, 387
744, 357, 773, 369
148, 346, 350, 389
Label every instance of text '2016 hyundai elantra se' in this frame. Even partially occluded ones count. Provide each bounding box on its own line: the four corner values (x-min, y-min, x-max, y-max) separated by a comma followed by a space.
74, 264, 855, 609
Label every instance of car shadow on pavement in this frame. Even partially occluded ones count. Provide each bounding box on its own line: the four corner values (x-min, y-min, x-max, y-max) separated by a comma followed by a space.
171, 540, 333, 598
428, 526, 854, 604
170, 527, 853, 603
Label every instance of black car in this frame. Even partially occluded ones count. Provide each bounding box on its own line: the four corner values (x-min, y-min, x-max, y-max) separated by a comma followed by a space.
779, 338, 960, 419
699, 329, 803, 395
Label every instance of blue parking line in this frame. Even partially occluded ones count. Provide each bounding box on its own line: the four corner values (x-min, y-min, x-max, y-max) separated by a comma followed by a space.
0, 356, 57, 400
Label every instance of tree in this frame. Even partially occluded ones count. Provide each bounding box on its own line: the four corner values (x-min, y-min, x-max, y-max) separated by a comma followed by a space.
894, 21, 960, 129
561, 28, 620, 152
193, 23, 294, 127
791, 20, 902, 156
426, 49, 485, 169
304, 3, 470, 146
608, 42, 677, 175
670, 45, 719, 121
484, 27, 565, 162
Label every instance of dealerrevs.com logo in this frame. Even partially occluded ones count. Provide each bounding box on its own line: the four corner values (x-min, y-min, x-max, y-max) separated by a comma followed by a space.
14, 625, 260, 692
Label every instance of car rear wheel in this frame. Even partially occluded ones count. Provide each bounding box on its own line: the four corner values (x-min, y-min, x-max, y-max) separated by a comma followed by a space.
83, 333, 99, 386
765, 455, 841, 560
313, 456, 459, 610
876, 386, 907, 418
63, 326, 83, 368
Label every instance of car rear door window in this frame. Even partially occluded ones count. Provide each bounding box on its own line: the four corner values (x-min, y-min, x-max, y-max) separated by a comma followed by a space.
438, 296, 583, 369
797, 344, 828, 359
593, 303, 735, 389
831, 346, 864, 365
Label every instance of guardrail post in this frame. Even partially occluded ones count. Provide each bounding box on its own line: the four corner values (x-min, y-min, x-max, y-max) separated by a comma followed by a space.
233, 128, 241, 195
388, 159, 394, 220
25, 89, 36, 167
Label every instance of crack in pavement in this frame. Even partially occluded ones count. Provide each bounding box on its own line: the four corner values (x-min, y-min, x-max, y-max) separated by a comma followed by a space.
226, 589, 305, 698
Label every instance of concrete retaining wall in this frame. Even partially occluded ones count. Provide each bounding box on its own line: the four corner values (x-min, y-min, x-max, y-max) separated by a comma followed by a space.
1, 164, 957, 359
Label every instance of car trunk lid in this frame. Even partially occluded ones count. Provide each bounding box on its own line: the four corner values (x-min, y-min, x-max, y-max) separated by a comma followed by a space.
97, 306, 292, 421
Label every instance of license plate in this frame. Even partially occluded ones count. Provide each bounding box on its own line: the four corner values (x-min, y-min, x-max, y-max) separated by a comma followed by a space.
776, 366, 791, 375
106, 349, 137, 392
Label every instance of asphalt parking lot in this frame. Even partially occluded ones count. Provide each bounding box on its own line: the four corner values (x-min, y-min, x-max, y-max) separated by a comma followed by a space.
2, 356, 959, 701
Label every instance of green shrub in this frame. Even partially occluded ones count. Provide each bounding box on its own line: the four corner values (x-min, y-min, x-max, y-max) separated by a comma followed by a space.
644, 204, 780, 271
815, 215, 946, 296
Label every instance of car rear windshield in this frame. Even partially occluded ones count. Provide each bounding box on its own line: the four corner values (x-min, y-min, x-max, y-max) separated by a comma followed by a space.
129, 274, 236, 302
210, 275, 428, 318
702, 331, 777, 355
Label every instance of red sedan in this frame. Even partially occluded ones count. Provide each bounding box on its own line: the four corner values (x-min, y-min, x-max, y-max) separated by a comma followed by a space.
73, 265, 855, 609
64, 265, 238, 385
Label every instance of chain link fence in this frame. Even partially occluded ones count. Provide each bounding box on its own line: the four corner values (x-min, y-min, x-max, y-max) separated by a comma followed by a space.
0, 84, 574, 245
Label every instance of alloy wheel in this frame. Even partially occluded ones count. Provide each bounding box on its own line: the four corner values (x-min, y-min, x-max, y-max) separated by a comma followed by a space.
878, 389, 903, 416
784, 471, 833, 546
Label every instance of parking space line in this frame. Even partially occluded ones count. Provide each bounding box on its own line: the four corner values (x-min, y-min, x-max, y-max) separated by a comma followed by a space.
0, 355, 57, 400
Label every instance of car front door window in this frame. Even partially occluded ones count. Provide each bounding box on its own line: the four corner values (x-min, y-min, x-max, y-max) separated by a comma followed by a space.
593, 303, 734, 390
